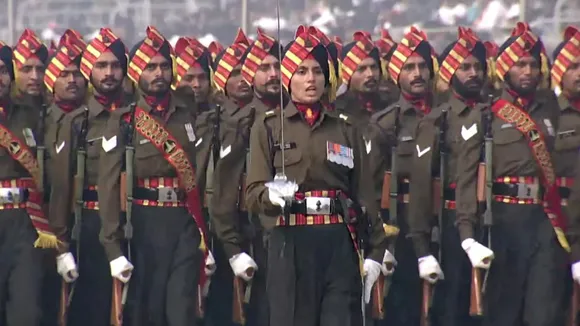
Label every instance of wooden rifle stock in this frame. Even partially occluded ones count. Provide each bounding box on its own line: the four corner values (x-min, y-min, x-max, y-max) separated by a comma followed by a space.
232, 267, 255, 325
380, 172, 391, 209
58, 280, 69, 326
469, 268, 484, 316
371, 273, 386, 319
477, 163, 486, 202
570, 282, 579, 326
421, 280, 432, 326
110, 279, 123, 326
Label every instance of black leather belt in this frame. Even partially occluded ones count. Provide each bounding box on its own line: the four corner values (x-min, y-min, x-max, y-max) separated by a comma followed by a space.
134, 187, 186, 202
492, 182, 545, 199
82, 189, 99, 201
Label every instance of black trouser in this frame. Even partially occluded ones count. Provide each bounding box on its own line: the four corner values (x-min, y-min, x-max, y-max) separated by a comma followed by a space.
204, 237, 236, 326
65, 210, 113, 326
267, 224, 362, 326
246, 229, 269, 326
381, 204, 421, 326
0, 209, 44, 326
483, 202, 570, 326
431, 210, 480, 326
125, 205, 202, 326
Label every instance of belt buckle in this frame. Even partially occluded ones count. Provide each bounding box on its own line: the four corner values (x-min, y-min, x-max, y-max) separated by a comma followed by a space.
517, 183, 539, 199
306, 197, 332, 215
157, 187, 179, 202
0, 188, 22, 204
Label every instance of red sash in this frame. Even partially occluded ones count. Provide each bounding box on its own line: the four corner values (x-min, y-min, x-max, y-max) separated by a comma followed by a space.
0, 124, 58, 248
132, 107, 210, 279
491, 99, 570, 251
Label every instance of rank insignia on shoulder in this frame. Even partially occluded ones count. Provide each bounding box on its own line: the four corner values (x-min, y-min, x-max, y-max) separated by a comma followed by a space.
265, 110, 276, 117
273, 141, 296, 151
338, 113, 349, 121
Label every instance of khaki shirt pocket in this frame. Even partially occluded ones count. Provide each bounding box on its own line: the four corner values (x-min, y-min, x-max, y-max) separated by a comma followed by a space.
135, 140, 163, 160
555, 129, 580, 151
492, 127, 524, 145
273, 148, 302, 169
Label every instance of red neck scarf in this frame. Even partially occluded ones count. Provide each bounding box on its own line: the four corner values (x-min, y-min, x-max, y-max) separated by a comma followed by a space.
294, 102, 322, 126
507, 88, 534, 109
356, 92, 380, 112
54, 95, 83, 113
452, 91, 478, 108
94, 92, 123, 111
144, 93, 171, 116
258, 96, 278, 109
234, 98, 251, 109
401, 91, 431, 114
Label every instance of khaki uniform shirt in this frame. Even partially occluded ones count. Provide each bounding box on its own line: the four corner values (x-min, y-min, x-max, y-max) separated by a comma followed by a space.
407, 96, 485, 257
455, 89, 560, 241
210, 97, 279, 258
97, 95, 198, 260
244, 102, 386, 262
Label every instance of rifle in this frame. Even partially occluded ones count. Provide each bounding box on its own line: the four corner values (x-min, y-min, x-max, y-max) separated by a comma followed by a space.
570, 282, 579, 326
470, 96, 494, 316
111, 103, 137, 326
371, 105, 402, 319
233, 118, 258, 325
420, 106, 450, 326
37, 104, 48, 193
58, 107, 90, 325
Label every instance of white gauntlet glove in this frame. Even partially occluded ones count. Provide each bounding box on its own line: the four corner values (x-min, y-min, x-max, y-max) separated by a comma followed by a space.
572, 262, 580, 285
462, 238, 494, 269
363, 259, 385, 304
205, 251, 217, 276
229, 252, 258, 281
417, 255, 444, 284
56, 252, 79, 283
382, 249, 397, 275
110, 256, 134, 283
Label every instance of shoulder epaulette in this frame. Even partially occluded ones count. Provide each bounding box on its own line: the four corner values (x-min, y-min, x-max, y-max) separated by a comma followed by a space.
264, 110, 276, 118
369, 104, 398, 124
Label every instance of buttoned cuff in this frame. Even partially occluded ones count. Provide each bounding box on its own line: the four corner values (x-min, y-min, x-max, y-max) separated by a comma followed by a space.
409, 234, 430, 258
103, 242, 123, 262
457, 221, 474, 241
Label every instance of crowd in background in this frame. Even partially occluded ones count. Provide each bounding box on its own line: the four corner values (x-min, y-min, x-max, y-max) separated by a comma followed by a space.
1, 0, 579, 53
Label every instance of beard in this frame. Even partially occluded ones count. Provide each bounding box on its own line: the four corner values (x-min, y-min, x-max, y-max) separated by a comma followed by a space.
451, 75, 483, 99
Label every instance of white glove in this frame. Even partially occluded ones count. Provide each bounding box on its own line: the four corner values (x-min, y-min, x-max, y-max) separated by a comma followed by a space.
267, 188, 287, 208
382, 250, 397, 276
462, 238, 494, 269
56, 252, 79, 283
110, 256, 134, 283
418, 255, 444, 284
202, 280, 211, 297
363, 259, 383, 304
229, 252, 258, 281
205, 251, 216, 276
572, 262, 580, 285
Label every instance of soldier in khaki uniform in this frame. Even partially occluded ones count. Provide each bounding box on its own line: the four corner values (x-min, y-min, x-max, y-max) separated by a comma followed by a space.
97, 26, 210, 326
407, 27, 487, 326
366, 28, 438, 326
210, 27, 284, 326
550, 26, 580, 215
203, 28, 258, 326
375, 29, 400, 104
47, 28, 131, 325
335, 31, 390, 127
454, 23, 568, 326
245, 28, 388, 326
0, 37, 59, 326
12, 29, 47, 110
